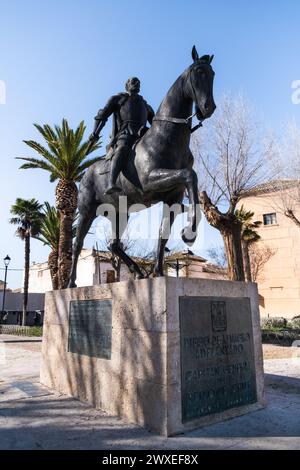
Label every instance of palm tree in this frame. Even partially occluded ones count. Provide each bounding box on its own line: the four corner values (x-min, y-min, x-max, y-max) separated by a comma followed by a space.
9, 198, 44, 325
33, 202, 60, 290
34, 202, 77, 290
235, 205, 262, 282
17, 119, 101, 288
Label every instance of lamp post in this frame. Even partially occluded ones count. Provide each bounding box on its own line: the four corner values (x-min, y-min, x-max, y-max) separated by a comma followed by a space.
164, 255, 192, 278
1, 255, 11, 323
165, 258, 185, 277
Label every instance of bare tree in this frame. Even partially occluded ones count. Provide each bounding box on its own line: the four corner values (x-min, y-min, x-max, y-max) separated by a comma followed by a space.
265, 180, 300, 227
249, 244, 276, 282
192, 94, 275, 281
266, 122, 300, 226
206, 245, 227, 269
126, 241, 157, 278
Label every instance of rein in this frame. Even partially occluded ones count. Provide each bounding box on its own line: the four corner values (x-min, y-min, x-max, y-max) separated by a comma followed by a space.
153, 111, 202, 133
152, 66, 204, 133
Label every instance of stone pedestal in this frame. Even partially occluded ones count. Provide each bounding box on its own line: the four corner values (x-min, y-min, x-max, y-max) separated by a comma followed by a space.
40, 278, 265, 436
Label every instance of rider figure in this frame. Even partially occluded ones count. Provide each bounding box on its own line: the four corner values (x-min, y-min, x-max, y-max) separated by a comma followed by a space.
89, 77, 155, 195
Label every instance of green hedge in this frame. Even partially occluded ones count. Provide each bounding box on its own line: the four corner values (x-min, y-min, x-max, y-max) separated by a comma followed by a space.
288, 317, 300, 329
260, 316, 300, 345
261, 317, 287, 329
0, 325, 43, 337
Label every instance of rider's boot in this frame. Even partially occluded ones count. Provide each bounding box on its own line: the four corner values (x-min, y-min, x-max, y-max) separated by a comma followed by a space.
105, 146, 126, 195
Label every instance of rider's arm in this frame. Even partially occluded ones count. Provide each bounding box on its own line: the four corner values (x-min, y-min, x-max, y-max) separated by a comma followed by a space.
91, 95, 120, 138
146, 104, 155, 125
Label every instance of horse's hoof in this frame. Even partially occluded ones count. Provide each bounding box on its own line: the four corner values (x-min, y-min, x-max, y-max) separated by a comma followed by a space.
153, 268, 164, 278
181, 227, 197, 246
67, 281, 77, 288
134, 271, 145, 279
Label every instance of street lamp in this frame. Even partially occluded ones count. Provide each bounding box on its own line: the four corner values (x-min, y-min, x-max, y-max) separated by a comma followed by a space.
1, 255, 11, 322
165, 258, 187, 277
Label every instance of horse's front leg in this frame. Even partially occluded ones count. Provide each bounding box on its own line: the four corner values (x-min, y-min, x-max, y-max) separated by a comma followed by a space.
68, 206, 97, 288
109, 240, 145, 279
143, 168, 201, 245
181, 169, 201, 246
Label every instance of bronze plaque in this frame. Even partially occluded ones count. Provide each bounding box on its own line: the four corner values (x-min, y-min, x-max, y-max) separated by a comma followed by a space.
68, 299, 112, 359
180, 296, 257, 422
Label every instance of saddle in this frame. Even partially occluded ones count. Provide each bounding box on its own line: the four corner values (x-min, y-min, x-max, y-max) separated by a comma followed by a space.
97, 140, 143, 194
97, 145, 136, 175
98, 128, 147, 175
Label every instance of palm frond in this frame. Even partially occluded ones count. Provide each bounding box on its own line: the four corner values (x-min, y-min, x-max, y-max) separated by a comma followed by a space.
33, 202, 78, 250
9, 217, 22, 225
20, 118, 102, 181
22, 140, 60, 166
235, 204, 262, 242
34, 123, 57, 143
9, 198, 44, 240
76, 156, 104, 179
16, 157, 59, 178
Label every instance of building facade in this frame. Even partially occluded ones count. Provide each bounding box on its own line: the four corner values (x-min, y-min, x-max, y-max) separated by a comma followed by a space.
0, 291, 45, 325
27, 248, 226, 293
27, 249, 131, 292
239, 180, 300, 318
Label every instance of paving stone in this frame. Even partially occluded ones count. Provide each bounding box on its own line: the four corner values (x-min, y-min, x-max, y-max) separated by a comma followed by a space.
0, 333, 300, 450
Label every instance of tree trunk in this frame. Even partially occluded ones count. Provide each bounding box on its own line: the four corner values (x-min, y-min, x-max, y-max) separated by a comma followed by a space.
22, 234, 30, 326
241, 239, 252, 282
200, 191, 245, 281
220, 225, 245, 281
48, 250, 59, 290
58, 211, 75, 289
116, 258, 121, 282
56, 180, 78, 289
110, 254, 121, 282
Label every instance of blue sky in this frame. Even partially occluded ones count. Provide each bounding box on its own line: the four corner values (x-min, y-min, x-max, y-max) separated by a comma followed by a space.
1, 0, 300, 288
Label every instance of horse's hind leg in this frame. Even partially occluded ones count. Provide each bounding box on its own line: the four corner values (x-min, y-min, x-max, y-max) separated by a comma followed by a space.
154, 205, 175, 277
108, 212, 145, 279
68, 204, 97, 288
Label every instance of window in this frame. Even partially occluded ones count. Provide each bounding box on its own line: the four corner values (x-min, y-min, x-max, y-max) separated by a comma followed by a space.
263, 213, 277, 225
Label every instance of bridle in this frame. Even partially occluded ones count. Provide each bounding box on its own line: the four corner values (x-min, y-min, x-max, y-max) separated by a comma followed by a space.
152, 62, 209, 133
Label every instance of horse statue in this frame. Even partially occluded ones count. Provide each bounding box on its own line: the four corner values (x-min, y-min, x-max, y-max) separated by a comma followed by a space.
68, 46, 216, 287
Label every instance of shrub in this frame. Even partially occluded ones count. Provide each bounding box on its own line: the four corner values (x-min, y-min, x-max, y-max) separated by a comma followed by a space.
261, 317, 287, 329
287, 316, 300, 330
0, 325, 42, 337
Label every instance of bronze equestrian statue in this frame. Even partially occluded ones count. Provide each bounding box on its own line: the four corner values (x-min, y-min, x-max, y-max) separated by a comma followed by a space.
88, 77, 155, 195
68, 46, 216, 287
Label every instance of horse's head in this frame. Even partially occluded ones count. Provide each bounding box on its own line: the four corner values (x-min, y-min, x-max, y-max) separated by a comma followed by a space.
185, 45, 216, 121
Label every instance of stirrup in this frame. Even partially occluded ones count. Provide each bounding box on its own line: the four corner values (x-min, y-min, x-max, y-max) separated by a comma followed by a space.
105, 185, 122, 195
